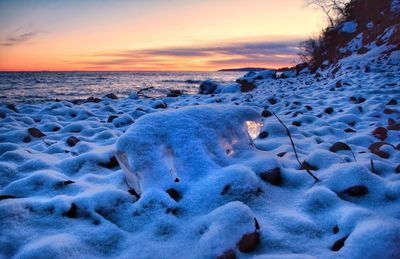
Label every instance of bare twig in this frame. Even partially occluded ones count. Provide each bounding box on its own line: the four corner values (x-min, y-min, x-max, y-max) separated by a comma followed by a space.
272, 111, 319, 182
370, 158, 376, 174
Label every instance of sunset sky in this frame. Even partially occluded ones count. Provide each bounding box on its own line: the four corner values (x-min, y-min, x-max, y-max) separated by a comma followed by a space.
0, 0, 325, 71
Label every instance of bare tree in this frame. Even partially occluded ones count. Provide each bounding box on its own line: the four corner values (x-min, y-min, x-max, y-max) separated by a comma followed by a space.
305, 0, 349, 27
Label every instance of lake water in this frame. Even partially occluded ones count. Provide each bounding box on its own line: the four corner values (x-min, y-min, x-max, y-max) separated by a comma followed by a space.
0, 71, 245, 103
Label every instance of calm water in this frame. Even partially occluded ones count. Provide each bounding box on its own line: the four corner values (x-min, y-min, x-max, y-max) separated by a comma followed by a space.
0, 71, 245, 103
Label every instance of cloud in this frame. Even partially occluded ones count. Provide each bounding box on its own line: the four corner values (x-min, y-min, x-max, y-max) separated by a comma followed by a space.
78, 38, 304, 70
1, 27, 41, 47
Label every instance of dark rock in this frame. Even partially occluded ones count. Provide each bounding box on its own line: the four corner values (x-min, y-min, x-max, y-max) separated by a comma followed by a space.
258, 131, 268, 139
335, 80, 342, 88
344, 128, 356, 133
388, 118, 395, 125
384, 108, 394, 114
0, 195, 17, 200
63, 203, 78, 218
259, 168, 282, 186
292, 121, 301, 127
28, 128, 46, 138
155, 102, 168, 109
333, 225, 339, 234
103, 93, 118, 99
261, 110, 272, 117
332, 236, 348, 251
85, 97, 101, 103
166, 188, 182, 201
221, 185, 231, 195
167, 90, 183, 97
66, 136, 80, 147
387, 99, 397, 105
357, 46, 369, 54
99, 156, 119, 169
268, 97, 277, 105
199, 80, 218, 94
329, 142, 351, 152
396, 165, 400, 173
6, 103, 17, 112
52, 126, 60, 132
372, 127, 388, 141
107, 115, 118, 123
0, 111, 5, 119
324, 107, 334, 114
236, 79, 256, 92
63, 180, 75, 185
387, 123, 400, 131
341, 185, 368, 197
305, 105, 313, 111
277, 152, 286, 157
128, 189, 140, 200
23, 136, 31, 143
301, 161, 318, 171
238, 232, 260, 253
217, 250, 236, 259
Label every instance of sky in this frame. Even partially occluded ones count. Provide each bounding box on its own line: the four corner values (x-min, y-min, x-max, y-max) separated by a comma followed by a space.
0, 0, 325, 71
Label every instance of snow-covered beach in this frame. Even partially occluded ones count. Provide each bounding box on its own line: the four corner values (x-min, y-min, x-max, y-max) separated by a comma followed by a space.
1, 44, 399, 258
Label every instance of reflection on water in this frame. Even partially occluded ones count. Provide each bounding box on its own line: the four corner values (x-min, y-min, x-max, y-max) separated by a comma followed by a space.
0, 71, 245, 103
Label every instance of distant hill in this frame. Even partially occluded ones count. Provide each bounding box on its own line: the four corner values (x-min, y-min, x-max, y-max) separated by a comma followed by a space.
217, 67, 268, 72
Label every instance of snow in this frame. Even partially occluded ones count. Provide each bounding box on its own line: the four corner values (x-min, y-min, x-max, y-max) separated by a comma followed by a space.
1, 27, 400, 259
340, 21, 358, 33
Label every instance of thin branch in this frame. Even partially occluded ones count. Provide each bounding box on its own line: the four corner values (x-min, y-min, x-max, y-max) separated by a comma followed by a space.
272, 111, 319, 182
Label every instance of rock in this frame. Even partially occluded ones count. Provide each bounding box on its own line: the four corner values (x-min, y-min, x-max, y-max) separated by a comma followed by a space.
372, 127, 388, 141
329, 142, 351, 152
6, 103, 17, 112
341, 185, 368, 197
344, 128, 356, 133
333, 225, 339, 234
85, 97, 101, 103
396, 165, 400, 173
154, 102, 168, 109
28, 128, 46, 138
387, 123, 400, 131
261, 110, 272, 117
324, 107, 334, 114
23, 136, 31, 143
0, 111, 5, 119
107, 115, 118, 123
305, 105, 313, 111
387, 99, 398, 105
238, 232, 260, 253
103, 93, 118, 99
221, 185, 231, 195
166, 188, 182, 201
167, 90, 183, 97
217, 250, 236, 259
199, 80, 219, 94
268, 97, 277, 105
63, 203, 78, 218
331, 236, 348, 251
63, 180, 75, 185
335, 80, 342, 87
236, 79, 256, 92
66, 136, 80, 147
0, 195, 17, 200
259, 168, 282, 185
301, 161, 318, 171
99, 156, 119, 169
258, 131, 268, 139
292, 121, 301, 126
384, 108, 394, 114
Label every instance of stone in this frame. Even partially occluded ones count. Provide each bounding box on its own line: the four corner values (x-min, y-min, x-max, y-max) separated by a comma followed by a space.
236, 79, 256, 92
329, 142, 351, 152
66, 136, 80, 147
341, 185, 368, 197
372, 127, 387, 141
199, 80, 218, 94
103, 93, 118, 99
217, 250, 236, 259
28, 128, 46, 138
238, 232, 260, 253
258, 131, 268, 139
167, 90, 183, 97
166, 188, 182, 201
332, 236, 348, 251
259, 168, 282, 185
387, 99, 397, 105
107, 115, 118, 123
324, 107, 334, 114
261, 110, 272, 117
